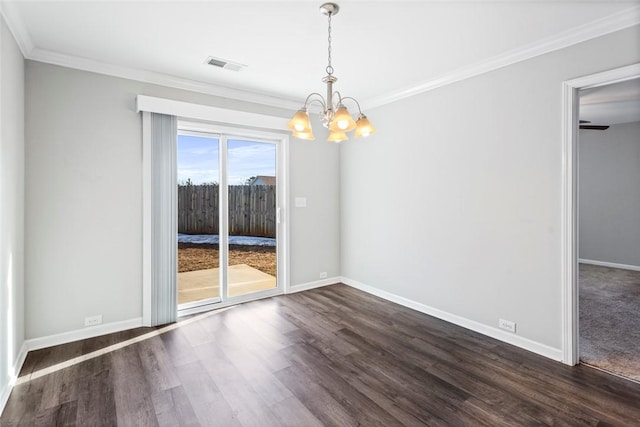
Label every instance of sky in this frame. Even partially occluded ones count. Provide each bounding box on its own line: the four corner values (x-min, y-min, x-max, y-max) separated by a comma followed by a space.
177, 135, 276, 185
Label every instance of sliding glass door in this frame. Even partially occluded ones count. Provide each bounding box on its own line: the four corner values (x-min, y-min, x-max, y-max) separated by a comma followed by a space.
177, 129, 281, 312
177, 133, 221, 307
226, 138, 277, 298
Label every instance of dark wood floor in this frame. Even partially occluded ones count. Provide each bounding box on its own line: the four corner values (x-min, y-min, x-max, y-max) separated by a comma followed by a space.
3, 284, 640, 426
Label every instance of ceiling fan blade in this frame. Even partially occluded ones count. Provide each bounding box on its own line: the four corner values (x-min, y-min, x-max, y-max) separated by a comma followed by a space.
579, 120, 591, 124
580, 125, 609, 130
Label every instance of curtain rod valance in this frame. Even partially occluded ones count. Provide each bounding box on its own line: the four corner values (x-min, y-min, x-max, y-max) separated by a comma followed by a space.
136, 95, 289, 131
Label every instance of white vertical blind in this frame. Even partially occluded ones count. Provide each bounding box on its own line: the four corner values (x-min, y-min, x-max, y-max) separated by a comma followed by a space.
149, 113, 177, 325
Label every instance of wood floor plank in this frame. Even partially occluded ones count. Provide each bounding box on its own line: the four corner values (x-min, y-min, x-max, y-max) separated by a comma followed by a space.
2, 375, 46, 426
110, 346, 159, 427
230, 305, 299, 350
76, 368, 118, 427
287, 324, 453, 425
215, 311, 299, 374
273, 364, 361, 427
284, 342, 407, 427
137, 337, 181, 393
159, 328, 199, 368
277, 301, 360, 356
219, 342, 294, 407
221, 310, 290, 352
33, 400, 77, 427
304, 336, 477, 426
411, 335, 628, 425
179, 320, 216, 348
4, 284, 640, 426
174, 360, 241, 427
268, 395, 324, 427
36, 367, 76, 412
242, 300, 299, 334
151, 386, 200, 427
192, 341, 283, 427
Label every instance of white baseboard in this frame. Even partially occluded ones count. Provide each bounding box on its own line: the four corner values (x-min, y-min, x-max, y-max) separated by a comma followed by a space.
25, 317, 143, 352
287, 276, 340, 294
579, 258, 640, 272
0, 341, 29, 414
341, 277, 563, 362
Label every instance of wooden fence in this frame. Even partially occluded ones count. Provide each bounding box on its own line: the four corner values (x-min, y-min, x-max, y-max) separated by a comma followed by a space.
178, 185, 276, 237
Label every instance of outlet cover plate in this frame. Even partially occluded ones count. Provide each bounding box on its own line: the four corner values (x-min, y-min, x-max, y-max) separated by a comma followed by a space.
499, 318, 516, 333
85, 315, 103, 327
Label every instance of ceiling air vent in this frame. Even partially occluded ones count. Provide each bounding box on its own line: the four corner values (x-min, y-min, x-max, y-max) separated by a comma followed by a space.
205, 56, 246, 72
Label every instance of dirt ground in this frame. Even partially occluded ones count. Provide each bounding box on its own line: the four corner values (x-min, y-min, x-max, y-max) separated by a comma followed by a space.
178, 243, 277, 276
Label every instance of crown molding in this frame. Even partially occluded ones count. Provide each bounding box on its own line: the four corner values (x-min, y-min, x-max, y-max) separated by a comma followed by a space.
0, 0, 34, 57
362, 5, 640, 110
28, 48, 303, 110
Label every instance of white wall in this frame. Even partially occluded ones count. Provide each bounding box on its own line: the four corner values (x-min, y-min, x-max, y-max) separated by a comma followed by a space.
0, 15, 25, 408
25, 61, 340, 339
290, 116, 341, 286
579, 121, 640, 268
340, 25, 640, 353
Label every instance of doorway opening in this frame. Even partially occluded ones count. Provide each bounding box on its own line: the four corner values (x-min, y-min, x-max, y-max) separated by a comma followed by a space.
577, 78, 640, 382
176, 123, 284, 315
562, 64, 640, 382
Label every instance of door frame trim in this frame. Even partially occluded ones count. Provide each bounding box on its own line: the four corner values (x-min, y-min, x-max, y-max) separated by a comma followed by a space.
561, 63, 640, 365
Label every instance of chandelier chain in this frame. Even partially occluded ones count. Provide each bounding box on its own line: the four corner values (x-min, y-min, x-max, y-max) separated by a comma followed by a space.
326, 12, 333, 75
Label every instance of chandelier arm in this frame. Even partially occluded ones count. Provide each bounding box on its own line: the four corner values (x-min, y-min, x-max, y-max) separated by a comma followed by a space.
303, 93, 327, 110
332, 91, 344, 108
337, 96, 364, 115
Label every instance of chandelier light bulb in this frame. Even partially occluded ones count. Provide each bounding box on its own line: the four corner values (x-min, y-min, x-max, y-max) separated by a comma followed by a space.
354, 114, 377, 138
292, 130, 315, 140
328, 129, 349, 142
330, 106, 357, 132
287, 109, 312, 134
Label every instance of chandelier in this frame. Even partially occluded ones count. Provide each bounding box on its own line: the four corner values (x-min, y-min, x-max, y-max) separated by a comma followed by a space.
287, 3, 376, 142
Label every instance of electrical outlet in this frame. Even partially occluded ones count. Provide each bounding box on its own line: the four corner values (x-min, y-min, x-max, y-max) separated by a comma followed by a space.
85, 315, 103, 327
319, 272, 328, 279
499, 318, 516, 333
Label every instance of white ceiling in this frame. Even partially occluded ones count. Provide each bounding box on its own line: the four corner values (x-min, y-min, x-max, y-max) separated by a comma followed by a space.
2, 0, 640, 110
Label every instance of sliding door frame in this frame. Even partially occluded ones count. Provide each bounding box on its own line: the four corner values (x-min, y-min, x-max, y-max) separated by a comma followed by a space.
176, 123, 288, 316
138, 95, 290, 325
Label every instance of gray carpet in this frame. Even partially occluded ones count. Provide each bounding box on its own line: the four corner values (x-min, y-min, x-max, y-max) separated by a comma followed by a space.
579, 263, 640, 382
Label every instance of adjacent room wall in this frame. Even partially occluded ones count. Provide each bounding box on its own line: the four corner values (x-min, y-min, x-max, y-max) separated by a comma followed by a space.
25, 61, 340, 339
0, 15, 25, 407
340, 25, 640, 354
579, 121, 640, 268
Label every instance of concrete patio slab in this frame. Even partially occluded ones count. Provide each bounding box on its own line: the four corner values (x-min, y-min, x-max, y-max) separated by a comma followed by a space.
178, 264, 276, 304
